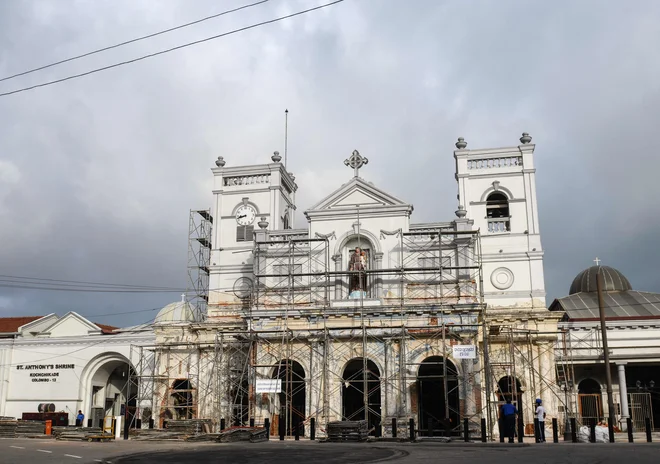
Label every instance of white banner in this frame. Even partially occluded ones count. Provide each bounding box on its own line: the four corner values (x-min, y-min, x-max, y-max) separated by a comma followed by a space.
255, 379, 282, 393
452, 345, 477, 359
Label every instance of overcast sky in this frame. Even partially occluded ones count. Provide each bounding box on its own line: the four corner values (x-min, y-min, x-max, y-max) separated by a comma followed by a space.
1, 0, 659, 327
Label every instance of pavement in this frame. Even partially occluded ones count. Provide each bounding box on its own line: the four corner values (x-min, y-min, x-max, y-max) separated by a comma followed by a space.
2, 437, 660, 464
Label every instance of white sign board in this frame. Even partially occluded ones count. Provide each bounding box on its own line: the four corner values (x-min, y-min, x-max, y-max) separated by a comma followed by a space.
255, 379, 282, 393
452, 345, 477, 359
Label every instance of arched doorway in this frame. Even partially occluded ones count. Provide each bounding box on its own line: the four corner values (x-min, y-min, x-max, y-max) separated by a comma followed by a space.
417, 356, 460, 436
170, 379, 195, 420
496, 376, 523, 438
342, 358, 381, 436
578, 378, 603, 426
86, 357, 137, 429
272, 360, 306, 436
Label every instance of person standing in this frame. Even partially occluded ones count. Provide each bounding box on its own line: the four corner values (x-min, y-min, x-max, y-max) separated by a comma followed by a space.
76, 410, 85, 427
501, 399, 517, 443
535, 399, 546, 443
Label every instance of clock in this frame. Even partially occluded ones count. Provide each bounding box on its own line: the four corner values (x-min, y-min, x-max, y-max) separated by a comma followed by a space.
235, 205, 256, 226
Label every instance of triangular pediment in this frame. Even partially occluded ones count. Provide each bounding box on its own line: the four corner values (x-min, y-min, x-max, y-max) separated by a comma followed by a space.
308, 177, 410, 211
41, 312, 102, 337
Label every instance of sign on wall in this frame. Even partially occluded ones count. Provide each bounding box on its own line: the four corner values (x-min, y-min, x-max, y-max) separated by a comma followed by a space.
255, 379, 282, 393
452, 345, 477, 359
15, 363, 76, 384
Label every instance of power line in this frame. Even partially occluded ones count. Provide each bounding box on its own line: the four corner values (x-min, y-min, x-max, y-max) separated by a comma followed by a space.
0, 0, 269, 83
0, 0, 345, 98
0, 274, 182, 290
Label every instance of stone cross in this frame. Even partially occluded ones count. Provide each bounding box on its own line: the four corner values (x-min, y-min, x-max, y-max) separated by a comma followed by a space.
593, 257, 601, 266
344, 150, 368, 177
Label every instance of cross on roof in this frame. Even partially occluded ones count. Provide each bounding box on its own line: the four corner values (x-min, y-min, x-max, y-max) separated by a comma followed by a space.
344, 150, 368, 177
594, 257, 601, 266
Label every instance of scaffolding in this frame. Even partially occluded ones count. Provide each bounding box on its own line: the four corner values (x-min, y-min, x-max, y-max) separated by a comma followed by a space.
187, 209, 212, 321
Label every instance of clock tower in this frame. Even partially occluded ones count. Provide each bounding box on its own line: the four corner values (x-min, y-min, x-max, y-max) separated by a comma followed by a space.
207, 151, 297, 320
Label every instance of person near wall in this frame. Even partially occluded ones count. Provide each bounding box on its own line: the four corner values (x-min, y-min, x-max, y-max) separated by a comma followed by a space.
501, 399, 518, 443
535, 398, 546, 443
76, 410, 85, 427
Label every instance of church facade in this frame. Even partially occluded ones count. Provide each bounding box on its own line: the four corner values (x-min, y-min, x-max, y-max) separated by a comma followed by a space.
152, 133, 561, 438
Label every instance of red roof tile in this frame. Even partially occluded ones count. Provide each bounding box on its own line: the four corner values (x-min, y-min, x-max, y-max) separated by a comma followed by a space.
0, 316, 44, 333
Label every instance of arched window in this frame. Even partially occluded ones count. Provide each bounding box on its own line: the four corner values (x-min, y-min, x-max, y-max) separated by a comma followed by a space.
486, 193, 510, 233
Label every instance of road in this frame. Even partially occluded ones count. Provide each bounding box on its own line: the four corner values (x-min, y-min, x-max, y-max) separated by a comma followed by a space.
2, 438, 660, 464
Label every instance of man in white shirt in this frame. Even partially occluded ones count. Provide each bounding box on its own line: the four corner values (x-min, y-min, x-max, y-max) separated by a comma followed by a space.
535, 398, 546, 442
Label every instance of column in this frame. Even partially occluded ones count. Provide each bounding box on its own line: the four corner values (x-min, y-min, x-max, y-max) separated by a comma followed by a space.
617, 364, 629, 428
332, 254, 343, 300
374, 252, 384, 298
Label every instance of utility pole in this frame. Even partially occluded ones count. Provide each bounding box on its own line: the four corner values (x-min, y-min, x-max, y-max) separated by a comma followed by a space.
596, 266, 615, 442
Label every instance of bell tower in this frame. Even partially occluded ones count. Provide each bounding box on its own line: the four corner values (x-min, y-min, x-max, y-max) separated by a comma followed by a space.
207, 152, 297, 319
453, 133, 546, 311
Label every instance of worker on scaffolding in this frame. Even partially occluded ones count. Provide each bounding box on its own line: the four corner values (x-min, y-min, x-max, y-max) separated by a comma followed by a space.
501, 398, 518, 443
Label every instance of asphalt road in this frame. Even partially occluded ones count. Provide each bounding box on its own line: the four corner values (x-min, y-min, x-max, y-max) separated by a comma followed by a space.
2, 438, 660, 464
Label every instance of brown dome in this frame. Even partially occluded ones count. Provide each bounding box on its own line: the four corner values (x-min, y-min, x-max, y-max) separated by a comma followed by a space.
569, 265, 632, 295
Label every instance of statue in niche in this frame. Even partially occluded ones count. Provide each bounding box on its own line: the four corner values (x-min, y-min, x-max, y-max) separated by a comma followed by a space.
348, 246, 368, 297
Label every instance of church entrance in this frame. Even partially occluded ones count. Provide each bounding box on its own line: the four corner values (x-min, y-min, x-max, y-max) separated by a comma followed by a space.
272, 360, 306, 436
577, 378, 603, 427
496, 376, 524, 437
417, 356, 460, 436
342, 358, 381, 436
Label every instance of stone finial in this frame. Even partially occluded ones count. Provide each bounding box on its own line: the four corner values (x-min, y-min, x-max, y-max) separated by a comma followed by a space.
455, 205, 467, 218
520, 132, 532, 144
288, 172, 295, 181
271, 151, 282, 162
215, 156, 226, 167
258, 217, 269, 229
455, 137, 467, 149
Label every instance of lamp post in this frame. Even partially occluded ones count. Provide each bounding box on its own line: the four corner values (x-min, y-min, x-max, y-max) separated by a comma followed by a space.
596, 267, 616, 442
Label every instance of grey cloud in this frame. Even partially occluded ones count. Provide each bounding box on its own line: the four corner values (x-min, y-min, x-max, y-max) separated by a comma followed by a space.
1, 0, 659, 326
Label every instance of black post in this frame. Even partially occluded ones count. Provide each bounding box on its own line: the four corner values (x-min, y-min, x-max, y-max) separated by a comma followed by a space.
409, 418, 415, 441
552, 418, 558, 443
123, 418, 129, 440
534, 418, 539, 443
295, 423, 300, 441
464, 418, 469, 442
136, 419, 142, 429
590, 422, 596, 443
570, 418, 577, 443
279, 419, 285, 441
428, 419, 434, 437
310, 418, 315, 441
608, 421, 614, 443
87, 419, 92, 428
517, 417, 524, 443
264, 418, 270, 440
220, 418, 225, 431
148, 418, 154, 429
99, 419, 103, 429
249, 418, 255, 428
627, 418, 633, 443
392, 418, 397, 438
646, 418, 652, 442
481, 418, 487, 443
499, 417, 504, 443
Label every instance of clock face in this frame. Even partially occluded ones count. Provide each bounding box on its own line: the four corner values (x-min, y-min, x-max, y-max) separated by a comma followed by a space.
236, 205, 256, 226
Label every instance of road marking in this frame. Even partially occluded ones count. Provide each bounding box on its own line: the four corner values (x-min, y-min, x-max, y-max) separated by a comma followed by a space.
9, 446, 25, 449
37, 449, 53, 453
64, 454, 82, 459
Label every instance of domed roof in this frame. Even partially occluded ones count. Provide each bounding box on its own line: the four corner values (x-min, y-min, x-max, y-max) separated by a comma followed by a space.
154, 296, 197, 324
569, 265, 632, 295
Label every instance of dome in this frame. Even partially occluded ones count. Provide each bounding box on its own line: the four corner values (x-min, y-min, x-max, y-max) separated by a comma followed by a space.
569, 265, 632, 295
154, 296, 197, 324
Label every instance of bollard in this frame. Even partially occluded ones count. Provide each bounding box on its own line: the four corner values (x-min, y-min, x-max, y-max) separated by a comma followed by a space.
295, 423, 300, 441
136, 419, 142, 429
534, 418, 539, 443
464, 418, 469, 442
99, 419, 103, 429
149, 418, 154, 429
481, 418, 487, 443
590, 422, 596, 443
279, 419, 285, 441
552, 418, 558, 443
264, 418, 270, 440
646, 418, 652, 442
608, 418, 615, 443
249, 418, 255, 428
428, 419, 434, 437
123, 417, 129, 440
517, 418, 524, 443
392, 418, 397, 438
310, 418, 315, 441
220, 418, 225, 431
627, 418, 633, 443
87, 419, 92, 428
570, 418, 577, 443
409, 418, 415, 441
45, 420, 52, 436
499, 418, 504, 443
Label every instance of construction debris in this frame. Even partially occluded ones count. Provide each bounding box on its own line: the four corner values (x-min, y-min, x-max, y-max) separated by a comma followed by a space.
325, 420, 370, 442
16, 420, 45, 436
165, 419, 213, 435
0, 417, 17, 438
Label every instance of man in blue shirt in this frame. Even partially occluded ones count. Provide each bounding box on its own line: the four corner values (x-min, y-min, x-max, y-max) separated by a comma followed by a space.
76, 410, 85, 427
501, 399, 517, 443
